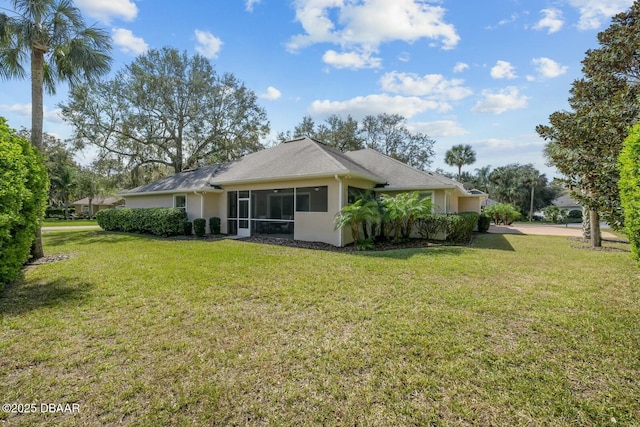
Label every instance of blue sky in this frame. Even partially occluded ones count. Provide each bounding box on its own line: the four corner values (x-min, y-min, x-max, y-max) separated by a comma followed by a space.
0, 0, 635, 178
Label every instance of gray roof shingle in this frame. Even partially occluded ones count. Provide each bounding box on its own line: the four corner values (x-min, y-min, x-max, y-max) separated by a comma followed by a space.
344, 149, 470, 193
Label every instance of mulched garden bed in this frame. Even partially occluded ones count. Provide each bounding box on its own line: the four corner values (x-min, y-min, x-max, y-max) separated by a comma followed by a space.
237, 236, 450, 252
568, 237, 630, 252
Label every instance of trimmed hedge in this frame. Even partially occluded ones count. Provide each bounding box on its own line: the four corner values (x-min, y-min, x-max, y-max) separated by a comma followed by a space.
209, 216, 221, 234
183, 221, 193, 236
96, 207, 187, 237
445, 212, 479, 243
477, 213, 491, 233
415, 212, 479, 243
0, 119, 49, 287
618, 123, 640, 262
193, 218, 206, 237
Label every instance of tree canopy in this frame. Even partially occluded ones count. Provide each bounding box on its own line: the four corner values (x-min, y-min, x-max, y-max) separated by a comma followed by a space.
278, 113, 435, 170
61, 47, 270, 180
536, 1, 640, 245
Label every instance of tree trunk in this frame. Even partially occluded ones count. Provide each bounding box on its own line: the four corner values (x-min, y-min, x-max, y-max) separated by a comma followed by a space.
582, 209, 591, 240
590, 210, 601, 248
29, 49, 46, 259
529, 185, 535, 221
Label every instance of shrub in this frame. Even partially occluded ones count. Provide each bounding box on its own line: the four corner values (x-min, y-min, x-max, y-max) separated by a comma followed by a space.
477, 213, 491, 233
484, 203, 521, 225
445, 212, 479, 243
0, 119, 49, 287
209, 216, 221, 234
618, 123, 640, 263
193, 218, 206, 237
415, 214, 449, 240
183, 220, 193, 236
97, 207, 186, 236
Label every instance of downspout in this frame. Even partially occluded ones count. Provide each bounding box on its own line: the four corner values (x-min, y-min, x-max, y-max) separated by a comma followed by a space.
194, 191, 204, 219
334, 174, 343, 247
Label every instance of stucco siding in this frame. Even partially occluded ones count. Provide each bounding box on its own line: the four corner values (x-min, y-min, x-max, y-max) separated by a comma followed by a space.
124, 194, 174, 209
458, 197, 481, 213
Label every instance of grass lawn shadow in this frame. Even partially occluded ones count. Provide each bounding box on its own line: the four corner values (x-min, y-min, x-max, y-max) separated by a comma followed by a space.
471, 233, 516, 251
356, 245, 466, 260
1, 276, 94, 317
44, 230, 141, 247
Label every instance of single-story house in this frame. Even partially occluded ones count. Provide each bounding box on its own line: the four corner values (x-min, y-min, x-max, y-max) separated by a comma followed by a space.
552, 193, 582, 214
121, 137, 487, 246
72, 195, 125, 217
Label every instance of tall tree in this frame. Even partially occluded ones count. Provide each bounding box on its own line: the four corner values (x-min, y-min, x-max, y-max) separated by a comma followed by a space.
489, 163, 558, 217
360, 113, 435, 170
0, 0, 111, 258
444, 144, 476, 180
536, 2, 640, 247
62, 47, 270, 177
473, 165, 492, 193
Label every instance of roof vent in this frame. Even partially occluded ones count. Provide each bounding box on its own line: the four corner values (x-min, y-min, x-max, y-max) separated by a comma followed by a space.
182, 167, 199, 172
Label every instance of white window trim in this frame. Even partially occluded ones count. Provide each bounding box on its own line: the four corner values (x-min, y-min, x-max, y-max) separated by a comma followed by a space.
174, 194, 187, 210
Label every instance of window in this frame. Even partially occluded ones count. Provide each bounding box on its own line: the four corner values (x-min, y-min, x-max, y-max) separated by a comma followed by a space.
174, 194, 186, 210
296, 186, 328, 212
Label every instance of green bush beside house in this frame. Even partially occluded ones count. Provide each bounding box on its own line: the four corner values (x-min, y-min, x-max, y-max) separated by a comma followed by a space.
0, 119, 49, 287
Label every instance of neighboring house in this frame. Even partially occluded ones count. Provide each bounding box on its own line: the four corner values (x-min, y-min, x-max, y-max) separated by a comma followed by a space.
121, 137, 487, 246
552, 193, 582, 214
72, 196, 124, 217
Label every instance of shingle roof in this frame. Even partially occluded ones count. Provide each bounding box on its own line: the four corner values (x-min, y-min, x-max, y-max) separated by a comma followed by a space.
72, 195, 123, 205
209, 137, 381, 184
122, 137, 477, 196
344, 149, 470, 194
552, 194, 581, 208
122, 165, 220, 194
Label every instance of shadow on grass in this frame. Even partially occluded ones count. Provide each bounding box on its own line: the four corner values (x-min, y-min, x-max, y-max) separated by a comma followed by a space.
0, 276, 94, 316
44, 230, 142, 247
356, 245, 466, 260
471, 233, 516, 252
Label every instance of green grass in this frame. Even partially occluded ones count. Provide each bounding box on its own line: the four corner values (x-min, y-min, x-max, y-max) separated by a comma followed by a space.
1, 231, 639, 426
42, 219, 99, 227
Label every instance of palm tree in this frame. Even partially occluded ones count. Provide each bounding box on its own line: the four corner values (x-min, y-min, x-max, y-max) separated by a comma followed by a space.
0, 0, 112, 257
50, 165, 76, 218
334, 199, 380, 246
474, 165, 492, 193
445, 144, 476, 180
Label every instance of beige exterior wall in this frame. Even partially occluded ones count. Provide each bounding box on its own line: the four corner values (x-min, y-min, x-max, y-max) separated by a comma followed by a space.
458, 197, 481, 213
124, 194, 174, 209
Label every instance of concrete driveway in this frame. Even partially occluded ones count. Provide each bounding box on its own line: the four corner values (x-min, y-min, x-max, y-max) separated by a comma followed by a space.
488, 224, 617, 238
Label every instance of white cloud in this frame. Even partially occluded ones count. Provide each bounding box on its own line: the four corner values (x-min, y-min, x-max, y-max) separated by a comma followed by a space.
309, 94, 440, 120
194, 30, 223, 59
453, 62, 469, 73
567, 0, 634, 30
112, 28, 148, 55
246, 0, 261, 12
471, 87, 529, 114
398, 52, 411, 62
287, 0, 460, 55
322, 50, 382, 69
380, 71, 473, 102
533, 8, 564, 34
74, 0, 137, 24
0, 103, 64, 123
407, 120, 469, 137
490, 60, 517, 79
259, 86, 282, 100
531, 57, 568, 79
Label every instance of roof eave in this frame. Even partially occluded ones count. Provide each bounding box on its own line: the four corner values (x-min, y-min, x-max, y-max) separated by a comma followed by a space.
119, 187, 224, 197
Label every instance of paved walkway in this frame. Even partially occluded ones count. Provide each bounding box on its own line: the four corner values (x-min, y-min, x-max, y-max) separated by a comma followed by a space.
489, 224, 617, 238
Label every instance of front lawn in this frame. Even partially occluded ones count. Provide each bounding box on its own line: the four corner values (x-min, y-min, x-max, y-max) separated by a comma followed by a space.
1, 231, 638, 425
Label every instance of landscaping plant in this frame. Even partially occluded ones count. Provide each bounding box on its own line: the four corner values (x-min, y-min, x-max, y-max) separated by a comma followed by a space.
618, 122, 640, 262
